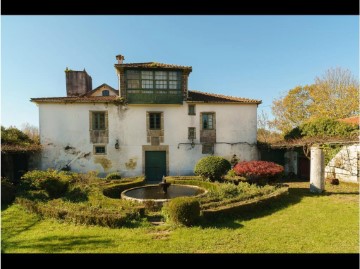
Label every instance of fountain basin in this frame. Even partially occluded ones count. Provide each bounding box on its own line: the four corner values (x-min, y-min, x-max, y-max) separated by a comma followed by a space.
121, 184, 208, 206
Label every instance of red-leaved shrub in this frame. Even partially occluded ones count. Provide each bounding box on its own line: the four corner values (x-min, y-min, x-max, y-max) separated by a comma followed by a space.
233, 161, 284, 185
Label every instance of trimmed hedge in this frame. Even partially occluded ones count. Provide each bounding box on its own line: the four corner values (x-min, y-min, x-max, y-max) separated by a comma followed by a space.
202, 186, 288, 219
21, 170, 71, 198
16, 197, 144, 228
165, 178, 219, 192
105, 172, 122, 180
1, 178, 16, 205
194, 156, 231, 181
163, 197, 200, 226
102, 177, 145, 198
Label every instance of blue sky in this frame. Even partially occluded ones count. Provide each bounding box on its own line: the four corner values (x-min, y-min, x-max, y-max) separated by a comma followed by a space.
2, 16, 358, 129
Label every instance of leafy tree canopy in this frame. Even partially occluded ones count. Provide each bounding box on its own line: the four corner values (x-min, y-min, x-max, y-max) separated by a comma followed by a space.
272, 67, 359, 134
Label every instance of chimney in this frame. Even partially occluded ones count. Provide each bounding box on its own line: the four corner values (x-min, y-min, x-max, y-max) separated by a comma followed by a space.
65, 69, 92, 97
116, 54, 125, 64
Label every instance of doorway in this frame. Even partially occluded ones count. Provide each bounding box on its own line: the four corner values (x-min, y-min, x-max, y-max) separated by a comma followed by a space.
145, 151, 166, 183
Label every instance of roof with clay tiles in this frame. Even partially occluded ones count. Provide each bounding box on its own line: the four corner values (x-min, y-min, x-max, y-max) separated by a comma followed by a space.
187, 90, 261, 104
115, 62, 192, 71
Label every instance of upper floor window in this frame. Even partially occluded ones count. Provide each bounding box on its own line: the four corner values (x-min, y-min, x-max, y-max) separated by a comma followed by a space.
188, 104, 196, 115
126, 70, 181, 90
102, 90, 109, 96
202, 113, 214, 130
149, 113, 161, 130
92, 112, 106, 130
188, 127, 196, 139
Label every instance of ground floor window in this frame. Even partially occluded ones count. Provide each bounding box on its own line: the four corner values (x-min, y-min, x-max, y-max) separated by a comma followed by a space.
94, 145, 106, 155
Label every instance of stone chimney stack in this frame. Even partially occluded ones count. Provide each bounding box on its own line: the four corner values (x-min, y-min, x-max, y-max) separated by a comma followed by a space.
65, 68, 92, 97
116, 54, 125, 64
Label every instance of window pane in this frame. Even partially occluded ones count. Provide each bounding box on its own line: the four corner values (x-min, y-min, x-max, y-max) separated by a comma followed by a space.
128, 80, 140, 89
155, 80, 167, 89
149, 113, 161, 129
95, 146, 106, 154
155, 71, 167, 80
93, 112, 106, 130
127, 70, 140, 79
142, 80, 153, 89
102, 90, 109, 96
169, 81, 179, 89
188, 127, 196, 139
202, 113, 214, 129
188, 105, 195, 115
169, 72, 179, 80
208, 115, 213, 129
141, 71, 153, 79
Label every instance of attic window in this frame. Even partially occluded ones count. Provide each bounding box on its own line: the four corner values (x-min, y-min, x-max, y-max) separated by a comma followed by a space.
102, 90, 109, 96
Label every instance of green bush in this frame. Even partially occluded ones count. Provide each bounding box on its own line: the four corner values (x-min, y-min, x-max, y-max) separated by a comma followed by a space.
16, 198, 144, 228
1, 126, 34, 145
163, 197, 200, 226
64, 186, 90, 202
194, 156, 231, 181
105, 172, 122, 180
285, 118, 358, 140
21, 170, 71, 198
1, 177, 16, 205
102, 177, 145, 198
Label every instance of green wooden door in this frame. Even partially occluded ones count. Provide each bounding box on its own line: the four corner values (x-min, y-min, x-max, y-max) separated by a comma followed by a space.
145, 151, 166, 182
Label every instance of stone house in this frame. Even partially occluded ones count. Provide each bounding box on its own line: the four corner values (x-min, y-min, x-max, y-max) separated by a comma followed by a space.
31, 55, 261, 181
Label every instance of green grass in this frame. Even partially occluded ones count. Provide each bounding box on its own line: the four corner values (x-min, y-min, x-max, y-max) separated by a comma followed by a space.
1, 181, 358, 253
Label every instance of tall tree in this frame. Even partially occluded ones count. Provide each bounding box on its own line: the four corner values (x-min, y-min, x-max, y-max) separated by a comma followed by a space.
21, 123, 40, 144
272, 67, 359, 134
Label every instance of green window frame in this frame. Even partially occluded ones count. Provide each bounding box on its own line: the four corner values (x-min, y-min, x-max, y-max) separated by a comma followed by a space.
149, 113, 161, 130
102, 90, 109, 96
126, 70, 181, 90
202, 113, 214, 130
92, 112, 106, 130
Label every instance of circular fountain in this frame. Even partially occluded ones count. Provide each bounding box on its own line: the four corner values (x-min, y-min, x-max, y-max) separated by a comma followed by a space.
121, 180, 207, 206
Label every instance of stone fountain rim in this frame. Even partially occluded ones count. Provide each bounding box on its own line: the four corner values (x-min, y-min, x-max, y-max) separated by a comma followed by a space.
121, 184, 208, 204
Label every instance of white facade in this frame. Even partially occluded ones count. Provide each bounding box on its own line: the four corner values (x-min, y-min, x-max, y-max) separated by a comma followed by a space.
38, 102, 258, 177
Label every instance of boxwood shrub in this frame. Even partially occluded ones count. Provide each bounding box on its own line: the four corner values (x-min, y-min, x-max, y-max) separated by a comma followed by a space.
102, 177, 145, 198
163, 197, 200, 226
105, 172, 122, 180
194, 156, 231, 181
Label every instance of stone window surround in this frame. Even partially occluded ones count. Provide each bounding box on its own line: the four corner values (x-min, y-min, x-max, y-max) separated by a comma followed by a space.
89, 110, 109, 144
93, 144, 107, 155
146, 111, 164, 144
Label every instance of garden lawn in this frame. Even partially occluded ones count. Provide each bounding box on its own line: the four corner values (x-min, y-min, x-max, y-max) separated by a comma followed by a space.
1, 181, 358, 253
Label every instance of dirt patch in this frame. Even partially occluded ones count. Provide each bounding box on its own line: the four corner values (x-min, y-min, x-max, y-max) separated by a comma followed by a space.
125, 159, 137, 170
149, 230, 171, 240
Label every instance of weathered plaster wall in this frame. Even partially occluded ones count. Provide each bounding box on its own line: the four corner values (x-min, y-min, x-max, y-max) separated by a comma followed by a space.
38, 102, 258, 177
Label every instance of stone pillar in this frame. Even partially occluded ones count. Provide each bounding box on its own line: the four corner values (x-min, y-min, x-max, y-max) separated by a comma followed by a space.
310, 146, 325, 193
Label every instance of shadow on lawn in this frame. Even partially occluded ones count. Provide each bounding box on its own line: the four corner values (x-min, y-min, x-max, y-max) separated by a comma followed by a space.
3, 235, 114, 253
198, 184, 320, 229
